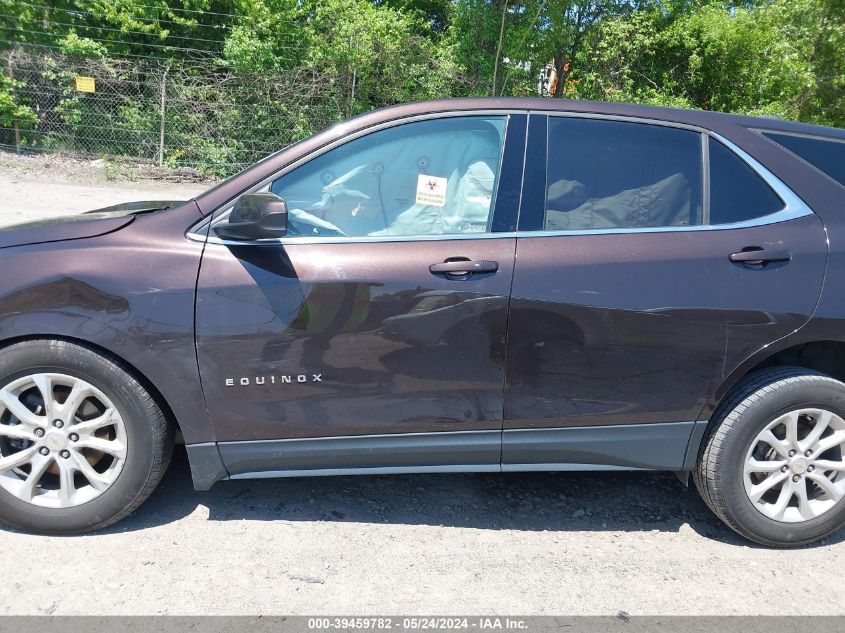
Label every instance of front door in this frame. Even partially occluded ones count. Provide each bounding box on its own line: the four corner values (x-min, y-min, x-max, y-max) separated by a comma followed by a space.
502, 114, 827, 471
195, 114, 526, 476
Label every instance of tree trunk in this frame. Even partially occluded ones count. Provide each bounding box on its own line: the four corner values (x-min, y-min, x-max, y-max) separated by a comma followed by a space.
552, 55, 568, 98
492, 0, 509, 97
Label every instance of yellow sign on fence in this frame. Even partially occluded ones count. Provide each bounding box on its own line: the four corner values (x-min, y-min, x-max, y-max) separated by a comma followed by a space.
74, 76, 96, 93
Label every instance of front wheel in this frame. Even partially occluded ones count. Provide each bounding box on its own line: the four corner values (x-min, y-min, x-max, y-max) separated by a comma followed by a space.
695, 367, 845, 547
0, 339, 173, 534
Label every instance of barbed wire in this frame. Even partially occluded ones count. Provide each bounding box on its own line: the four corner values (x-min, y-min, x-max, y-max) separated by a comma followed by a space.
1, 27, 223, 56
11, 2, 239, 31
0, 13, 230, 46
98, 1, 243, 19
0, 40, 212, 62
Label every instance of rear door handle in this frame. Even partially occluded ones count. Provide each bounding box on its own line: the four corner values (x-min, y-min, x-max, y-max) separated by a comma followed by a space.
729, 249, 792, 265
429, 260, 499, 275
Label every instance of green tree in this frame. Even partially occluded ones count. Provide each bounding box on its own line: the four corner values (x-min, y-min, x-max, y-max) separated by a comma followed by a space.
302, 0, 462, 113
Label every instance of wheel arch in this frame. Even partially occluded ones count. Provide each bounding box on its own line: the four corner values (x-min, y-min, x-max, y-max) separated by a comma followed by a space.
682, 337, 845, 470
705, 338, 845, 421
0, 333, 185, 443
679, 337, 845, 477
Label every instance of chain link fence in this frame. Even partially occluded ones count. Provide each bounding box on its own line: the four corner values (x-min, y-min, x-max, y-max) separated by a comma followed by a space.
1, 49, 486, 178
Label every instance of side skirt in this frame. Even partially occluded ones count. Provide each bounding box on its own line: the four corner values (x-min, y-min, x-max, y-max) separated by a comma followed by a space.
502, 420, 705, 471
185, 421, 706, 490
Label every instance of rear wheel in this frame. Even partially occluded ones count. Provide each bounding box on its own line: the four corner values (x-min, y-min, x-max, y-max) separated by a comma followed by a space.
0, 339, 172, 534
695, 367, 845, 547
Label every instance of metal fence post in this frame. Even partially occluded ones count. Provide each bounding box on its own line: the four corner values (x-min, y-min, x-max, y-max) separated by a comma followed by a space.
7, 54, 21, 154
348, 36, 357, 118
158, 63, 170, 168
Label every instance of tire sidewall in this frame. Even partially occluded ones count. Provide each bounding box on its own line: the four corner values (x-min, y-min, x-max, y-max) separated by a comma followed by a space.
720, 377, 845, 546
0, 341, 156, 533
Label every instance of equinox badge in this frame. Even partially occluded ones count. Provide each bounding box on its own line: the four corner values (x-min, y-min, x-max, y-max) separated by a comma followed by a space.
225, 374, 323, 387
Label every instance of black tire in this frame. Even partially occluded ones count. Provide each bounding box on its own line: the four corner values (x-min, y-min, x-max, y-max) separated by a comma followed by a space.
0, 339, 173, 534
694, 366, 845, 547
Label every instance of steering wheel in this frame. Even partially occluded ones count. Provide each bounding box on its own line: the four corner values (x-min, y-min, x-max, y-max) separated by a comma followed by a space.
287, 209, 347, 237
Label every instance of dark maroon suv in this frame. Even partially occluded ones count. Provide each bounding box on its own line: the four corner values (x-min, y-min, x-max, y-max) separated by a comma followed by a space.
1, 98, 844, 546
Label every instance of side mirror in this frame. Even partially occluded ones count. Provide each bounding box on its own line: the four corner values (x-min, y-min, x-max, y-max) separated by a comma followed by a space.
213, 192, 288, 240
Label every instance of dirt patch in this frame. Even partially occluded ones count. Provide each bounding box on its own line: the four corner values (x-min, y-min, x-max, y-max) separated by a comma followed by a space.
0, 158, 209, 227
0, 149, 218, 187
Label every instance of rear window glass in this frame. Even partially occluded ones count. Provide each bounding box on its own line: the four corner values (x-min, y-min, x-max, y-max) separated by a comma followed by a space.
544, 117, 703, 230
709, 138, 784, 224
762, 131, 845, 189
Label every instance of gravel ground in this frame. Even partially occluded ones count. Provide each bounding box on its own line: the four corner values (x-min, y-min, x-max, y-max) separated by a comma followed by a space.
0, 154, 844, 616
0, 151, 210, 226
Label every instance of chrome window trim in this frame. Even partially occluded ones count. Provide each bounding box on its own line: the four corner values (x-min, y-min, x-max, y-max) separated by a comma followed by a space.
511, 209, 809, 238
197, 231, 521, 246
753, 128, 845, 145
542, 110, 710, 134
189, 110, 814, 246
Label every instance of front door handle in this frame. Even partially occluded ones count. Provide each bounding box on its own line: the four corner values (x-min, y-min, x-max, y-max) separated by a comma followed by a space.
729, 248, 792, 266
429, 260, 499, 276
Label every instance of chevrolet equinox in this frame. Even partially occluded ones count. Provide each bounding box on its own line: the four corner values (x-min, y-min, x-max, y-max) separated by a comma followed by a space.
1, 98, 844, 547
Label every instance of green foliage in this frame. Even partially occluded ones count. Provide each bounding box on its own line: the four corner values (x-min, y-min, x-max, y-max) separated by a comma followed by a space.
303, 0, 458, 112
561, 0, 844, 126
0, 74, 37, 128
0, 0, 842, 175
58, 32, 110, 58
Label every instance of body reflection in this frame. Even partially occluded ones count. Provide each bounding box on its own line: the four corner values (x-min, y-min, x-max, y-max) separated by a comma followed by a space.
195, 238, 517, 443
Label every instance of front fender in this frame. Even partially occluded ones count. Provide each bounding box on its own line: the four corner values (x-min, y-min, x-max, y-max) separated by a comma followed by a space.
0, 203, 215, 446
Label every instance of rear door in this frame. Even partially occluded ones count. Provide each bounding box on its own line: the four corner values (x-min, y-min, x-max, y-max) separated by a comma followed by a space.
195, 113, 527, 477
502, 114, 827, 471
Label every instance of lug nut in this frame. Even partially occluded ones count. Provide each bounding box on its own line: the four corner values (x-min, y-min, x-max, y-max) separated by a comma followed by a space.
808, 465, 815, 472
805, 450, 812, 457
59, 450, 70, 459
69, 433, 79, 442
792, 475, 801, 482
788, 450, 797, 457
52, 420, 63, 428
34, 428, 45, 437
38, 446, 49, 456
781, 465, 789, 472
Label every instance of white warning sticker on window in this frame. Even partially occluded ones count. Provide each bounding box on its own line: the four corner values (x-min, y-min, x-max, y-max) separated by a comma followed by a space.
415, 174, 448, 208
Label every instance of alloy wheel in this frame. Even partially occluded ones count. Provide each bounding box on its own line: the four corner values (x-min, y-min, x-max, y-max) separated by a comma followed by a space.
0, 373, 127, 508
744, 408, 845, 523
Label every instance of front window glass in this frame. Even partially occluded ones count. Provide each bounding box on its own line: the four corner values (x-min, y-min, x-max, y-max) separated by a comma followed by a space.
270, 116, 507, 238
544, 117, 703, 230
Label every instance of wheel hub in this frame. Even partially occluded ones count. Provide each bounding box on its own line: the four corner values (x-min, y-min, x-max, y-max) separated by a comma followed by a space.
43, 431, 68, 452
790, 456, 809, 475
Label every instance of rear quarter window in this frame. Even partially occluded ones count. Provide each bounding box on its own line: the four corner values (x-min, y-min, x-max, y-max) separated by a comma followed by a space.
708, 138, 784, 224
761, 131, 845, 190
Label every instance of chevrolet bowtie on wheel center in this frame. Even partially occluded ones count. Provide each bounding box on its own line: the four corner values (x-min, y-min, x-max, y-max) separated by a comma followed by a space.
1, 98, 845, 546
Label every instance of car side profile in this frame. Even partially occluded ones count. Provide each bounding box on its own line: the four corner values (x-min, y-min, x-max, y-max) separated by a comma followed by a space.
1, 98, 844, 546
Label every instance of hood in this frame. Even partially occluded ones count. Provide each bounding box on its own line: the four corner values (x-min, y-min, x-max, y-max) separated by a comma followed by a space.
0, 200, 185, 250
